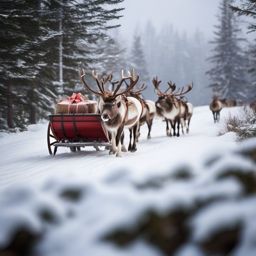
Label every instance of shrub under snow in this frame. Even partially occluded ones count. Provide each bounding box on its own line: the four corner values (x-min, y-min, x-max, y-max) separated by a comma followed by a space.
0, 138, 255, 256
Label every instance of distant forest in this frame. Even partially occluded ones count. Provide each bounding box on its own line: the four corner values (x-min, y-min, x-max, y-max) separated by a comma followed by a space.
0, 0, 255, 131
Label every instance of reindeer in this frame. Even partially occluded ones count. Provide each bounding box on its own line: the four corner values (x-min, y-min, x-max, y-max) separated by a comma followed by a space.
153, 77, 193, 137
125, 83, 156, 140
220, 98, 237, 107
80, 70, 142, 157
210, 96, 223, 123
179, 96, 193, 134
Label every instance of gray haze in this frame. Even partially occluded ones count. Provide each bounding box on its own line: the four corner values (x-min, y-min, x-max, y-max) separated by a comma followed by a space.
110, 0, 249, 105
120, 0, 222, 39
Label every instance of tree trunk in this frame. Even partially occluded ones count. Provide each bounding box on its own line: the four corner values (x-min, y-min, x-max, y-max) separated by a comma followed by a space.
29, 104, 36, 124
7, 83, 14, 129
28, 86, 36, 124
59, 4, 64, 94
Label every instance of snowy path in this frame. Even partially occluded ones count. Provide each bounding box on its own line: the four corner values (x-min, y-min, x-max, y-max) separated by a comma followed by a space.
0, 106, 239, 191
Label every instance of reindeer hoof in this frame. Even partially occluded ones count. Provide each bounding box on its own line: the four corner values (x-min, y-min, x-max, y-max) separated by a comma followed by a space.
109, 150, 115, 155
131, 148, 137, 152
116, 152, 122, 157
121, 145, 127, 152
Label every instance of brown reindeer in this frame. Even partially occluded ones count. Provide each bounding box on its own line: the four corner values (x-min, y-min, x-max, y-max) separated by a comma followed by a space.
179, 96, 193, 134
80, 70, 142, 156
220, 98, 237, 107
210, 96, 223, 123
125, 83, 156, 140
153, 77, 193, 137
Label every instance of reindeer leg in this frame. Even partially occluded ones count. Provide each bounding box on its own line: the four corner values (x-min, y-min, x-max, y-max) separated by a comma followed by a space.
131, 124, 138, 152
181, 118, 185, 135
170, 120, 175, 137
115, 127, 124, 157
136, 126, 141, 142
176, 118, 180, 137
121, 132, 127, 152
109, 131, 117, 155
106, 132, 112, 151
128, 128, 132, 151
147, 119, 153, 139
187, 117, 191, 133
166, 119, 170, 136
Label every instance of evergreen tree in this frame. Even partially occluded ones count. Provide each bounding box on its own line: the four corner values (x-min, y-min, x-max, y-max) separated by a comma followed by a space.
143, 22, 157, 77
0, 0, 46, 129
130, 35, 149, 84
100, 35, 127, 77
0, 0, 124, 131
231, 0, 256, 32
190, 30, 211, 105
231, 0, 256, 100
40, 0, 124, 94
141, 22, 211, 104
206, 0, 249, 101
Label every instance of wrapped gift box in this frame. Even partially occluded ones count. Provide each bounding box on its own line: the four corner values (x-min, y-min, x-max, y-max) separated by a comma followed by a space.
55, 93, 98, 114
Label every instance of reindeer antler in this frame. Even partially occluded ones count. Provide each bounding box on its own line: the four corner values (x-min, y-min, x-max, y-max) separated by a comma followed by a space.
92, 70, 113, 93
134, 83, 147, 94
152, 76, 163, 96
173, 83, 193, 97
91, 70, 105, 93
81, 69, 139, 98
113, 69, 139, 97
80, 69, 103, 96
165, 81, 176, 94
126, 82, 147, 95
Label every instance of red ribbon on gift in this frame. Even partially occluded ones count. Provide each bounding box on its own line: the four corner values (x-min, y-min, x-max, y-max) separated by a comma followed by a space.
67, 93, 84, 103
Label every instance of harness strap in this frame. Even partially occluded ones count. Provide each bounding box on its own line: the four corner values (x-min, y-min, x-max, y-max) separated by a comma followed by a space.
122, 96, 129, 125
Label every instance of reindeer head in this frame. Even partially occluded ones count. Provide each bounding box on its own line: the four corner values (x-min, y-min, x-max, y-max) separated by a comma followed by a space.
81, 69, 139, 124
152, 77, 192, 113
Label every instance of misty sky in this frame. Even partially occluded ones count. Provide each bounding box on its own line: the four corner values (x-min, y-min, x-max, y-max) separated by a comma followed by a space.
119, 0, 222, 38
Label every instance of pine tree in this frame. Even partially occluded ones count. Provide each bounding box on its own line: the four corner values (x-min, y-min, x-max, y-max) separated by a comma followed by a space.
130, 35, 149, 84
207, 0, 249, 101
231, 0, 256, 32
0, 0, 44, 129
0, 0, 124, 131
100, 35, 127, 77
231, 0, 256, 100
40, 0, 125, 95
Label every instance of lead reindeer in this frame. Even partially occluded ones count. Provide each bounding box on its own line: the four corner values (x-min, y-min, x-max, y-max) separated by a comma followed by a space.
80, 70, 142, 156
153, 77, 193, 137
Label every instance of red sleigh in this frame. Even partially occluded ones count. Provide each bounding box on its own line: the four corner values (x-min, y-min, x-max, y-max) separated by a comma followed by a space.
47, 114, 110, 155
47, 93, 111, 155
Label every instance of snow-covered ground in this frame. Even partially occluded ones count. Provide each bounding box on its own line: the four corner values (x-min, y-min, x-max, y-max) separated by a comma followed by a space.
0, 106, 256, 256
0, 106, 237, 190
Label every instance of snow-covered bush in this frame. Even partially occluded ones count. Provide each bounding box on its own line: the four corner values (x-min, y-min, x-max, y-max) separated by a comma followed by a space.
0, 139, 255, 256
224, 107, 256, 140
